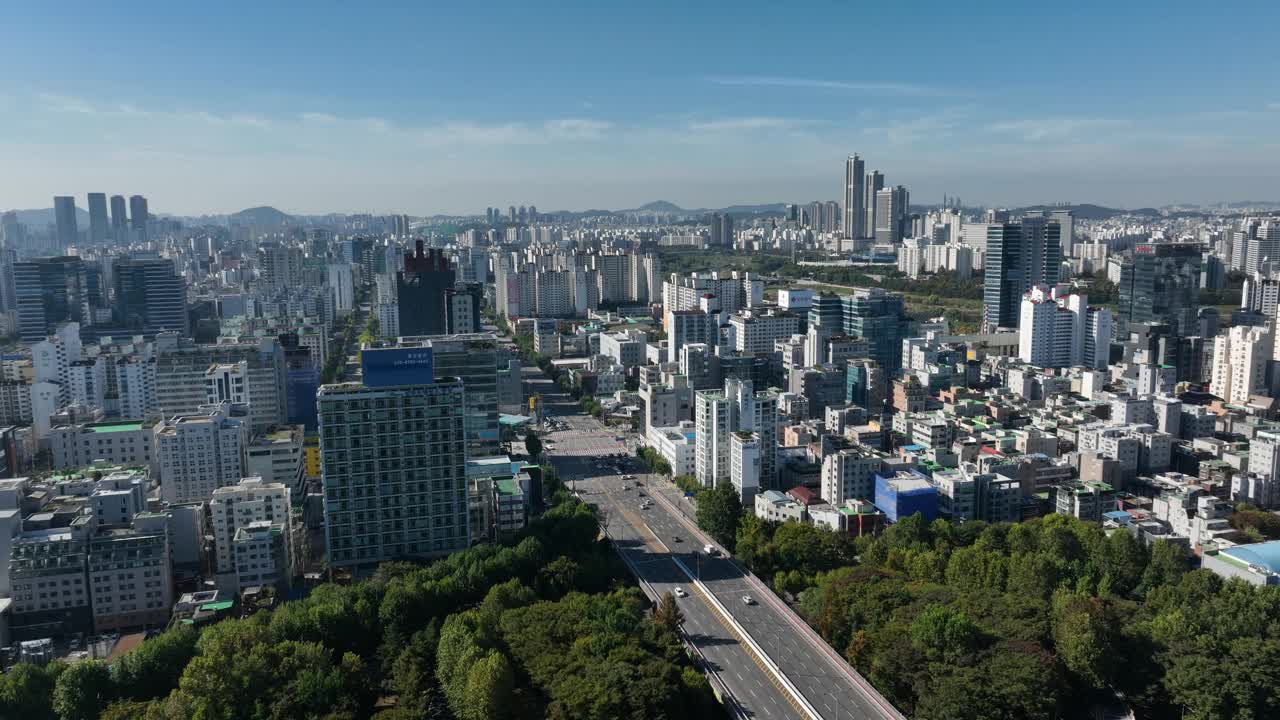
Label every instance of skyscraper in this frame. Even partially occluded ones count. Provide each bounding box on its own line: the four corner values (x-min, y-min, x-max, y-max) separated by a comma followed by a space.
982, 217, 1063, 330
113, 255, 190, 335
874, 186, 910, 244
109, 195, 128, 241
319, 346, 469, 569
14, 256, 90, 341
863, 170, 885, 238
844, 155, 865, 239
54, 196, 78, 248
129, 195, 148, 242
1117, 242, 1202, 336
87, 193, 108, 245
841, 288, 912, 373
397, 240, 456, 336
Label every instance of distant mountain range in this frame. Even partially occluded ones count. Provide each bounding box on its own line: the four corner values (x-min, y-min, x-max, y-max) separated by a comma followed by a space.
4, 207, 90, 227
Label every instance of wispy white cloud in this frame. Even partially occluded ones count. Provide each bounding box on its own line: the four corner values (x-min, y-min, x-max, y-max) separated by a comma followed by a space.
688, 116, 800, 132
708, 75, 962, 98
1268, 102, 1280, 111
299, 112, 339, 123
985, 117, 1130, 141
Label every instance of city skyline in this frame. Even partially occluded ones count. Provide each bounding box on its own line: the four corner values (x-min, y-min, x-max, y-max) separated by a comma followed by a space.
4, 2, 1279, 214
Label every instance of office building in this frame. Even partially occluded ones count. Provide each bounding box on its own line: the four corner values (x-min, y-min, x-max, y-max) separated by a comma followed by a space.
983, 217, 1063, 330
113, 255, 189, 335
397, 241, 455, 335
844, 155, 865, 239
155, 403, 248, 504
319, 348, 469, 570
129, 195, 148, 241
87, 527, 172, 633
154, 336, 287, 433
709, 213, 734, 247
14, 256, 93, 342
87, 193, 108, 245
49, 420, 156, 470
402, 334, 502, 455
1117, 242, 1204, 336
444, 282, 483, 334
842, 288, 911, 373
931, 464, 1021, 523
54, 196, 78, 248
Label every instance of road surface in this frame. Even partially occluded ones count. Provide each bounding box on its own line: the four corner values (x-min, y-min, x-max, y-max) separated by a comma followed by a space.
524, 364, 903, 720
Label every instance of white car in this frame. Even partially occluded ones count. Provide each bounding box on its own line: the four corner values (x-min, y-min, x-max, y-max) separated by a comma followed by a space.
741, 595, 755, 606
674, 587, 688, 598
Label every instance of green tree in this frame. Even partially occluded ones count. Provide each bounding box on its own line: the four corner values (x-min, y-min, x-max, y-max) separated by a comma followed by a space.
654, 591, 684, 633
696, 482, 743, 550
910, 604, 980, 661
0, 661, 61, 720
111, 626, 199, 701
524, 433, 543, 459
1051, 593, 1113, 688
53, 660, 114, 720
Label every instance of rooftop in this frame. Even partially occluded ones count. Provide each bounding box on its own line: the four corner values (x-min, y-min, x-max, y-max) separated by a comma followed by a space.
1219, 541, 1280, 576
87, 422, 144, 434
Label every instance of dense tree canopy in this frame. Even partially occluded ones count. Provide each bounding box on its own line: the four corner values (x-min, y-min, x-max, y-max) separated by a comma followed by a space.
753, 512, 1280, 720
0, 497, 723, 720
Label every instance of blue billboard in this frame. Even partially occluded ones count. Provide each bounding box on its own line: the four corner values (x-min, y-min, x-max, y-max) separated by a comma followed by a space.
361, 346, 435, 387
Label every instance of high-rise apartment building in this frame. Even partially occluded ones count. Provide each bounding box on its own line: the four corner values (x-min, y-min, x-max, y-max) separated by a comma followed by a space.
109, 195, 128, 240
319, 347, 469, 570
874, 186, 909, 244
1210, 325, 1273, 405
129, 195, 149, 241
1017, 285, 1111, 369
327, 263, 355, 314
863, 170, 885, 238
113, 255, 189, 335
844, 155, 865, 239
87, 193, 108, 245
983, 217, 1063, 330
695, 379, 778, 495
54, 196, 78, 248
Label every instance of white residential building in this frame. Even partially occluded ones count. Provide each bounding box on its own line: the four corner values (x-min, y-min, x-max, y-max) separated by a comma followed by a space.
694, 379, 778, 490
821, 446, 885, 505
209, 477, 293, 593
155, 403, 248, 504
1210, 324, 1273, 404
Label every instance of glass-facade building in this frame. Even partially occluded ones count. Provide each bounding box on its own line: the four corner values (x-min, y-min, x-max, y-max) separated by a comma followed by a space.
1117, 242, 1202, 336
983, 218, 1062, 330
841, 288, 912, 373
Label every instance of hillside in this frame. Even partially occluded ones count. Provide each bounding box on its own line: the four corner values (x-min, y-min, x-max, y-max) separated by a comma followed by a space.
228, 205, 294, 226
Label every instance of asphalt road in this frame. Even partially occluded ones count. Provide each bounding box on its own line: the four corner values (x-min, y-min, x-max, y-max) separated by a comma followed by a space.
524, 364, 903, 720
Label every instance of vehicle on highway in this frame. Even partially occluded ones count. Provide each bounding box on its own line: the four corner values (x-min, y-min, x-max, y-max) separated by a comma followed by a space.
672, 535, 682, 543
674, 587, 688, 598
622, 474, 636, 481
741, 595, 754, 605
704, 544, 718, 556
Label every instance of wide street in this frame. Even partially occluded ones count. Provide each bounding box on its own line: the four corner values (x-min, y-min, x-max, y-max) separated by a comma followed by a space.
523, 364, 903, 720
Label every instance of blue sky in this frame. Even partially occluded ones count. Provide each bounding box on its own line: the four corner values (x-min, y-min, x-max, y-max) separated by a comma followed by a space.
3, 1, 1278, 215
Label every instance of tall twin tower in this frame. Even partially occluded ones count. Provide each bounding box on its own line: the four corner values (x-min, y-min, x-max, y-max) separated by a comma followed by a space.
844, 154, 865, 239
